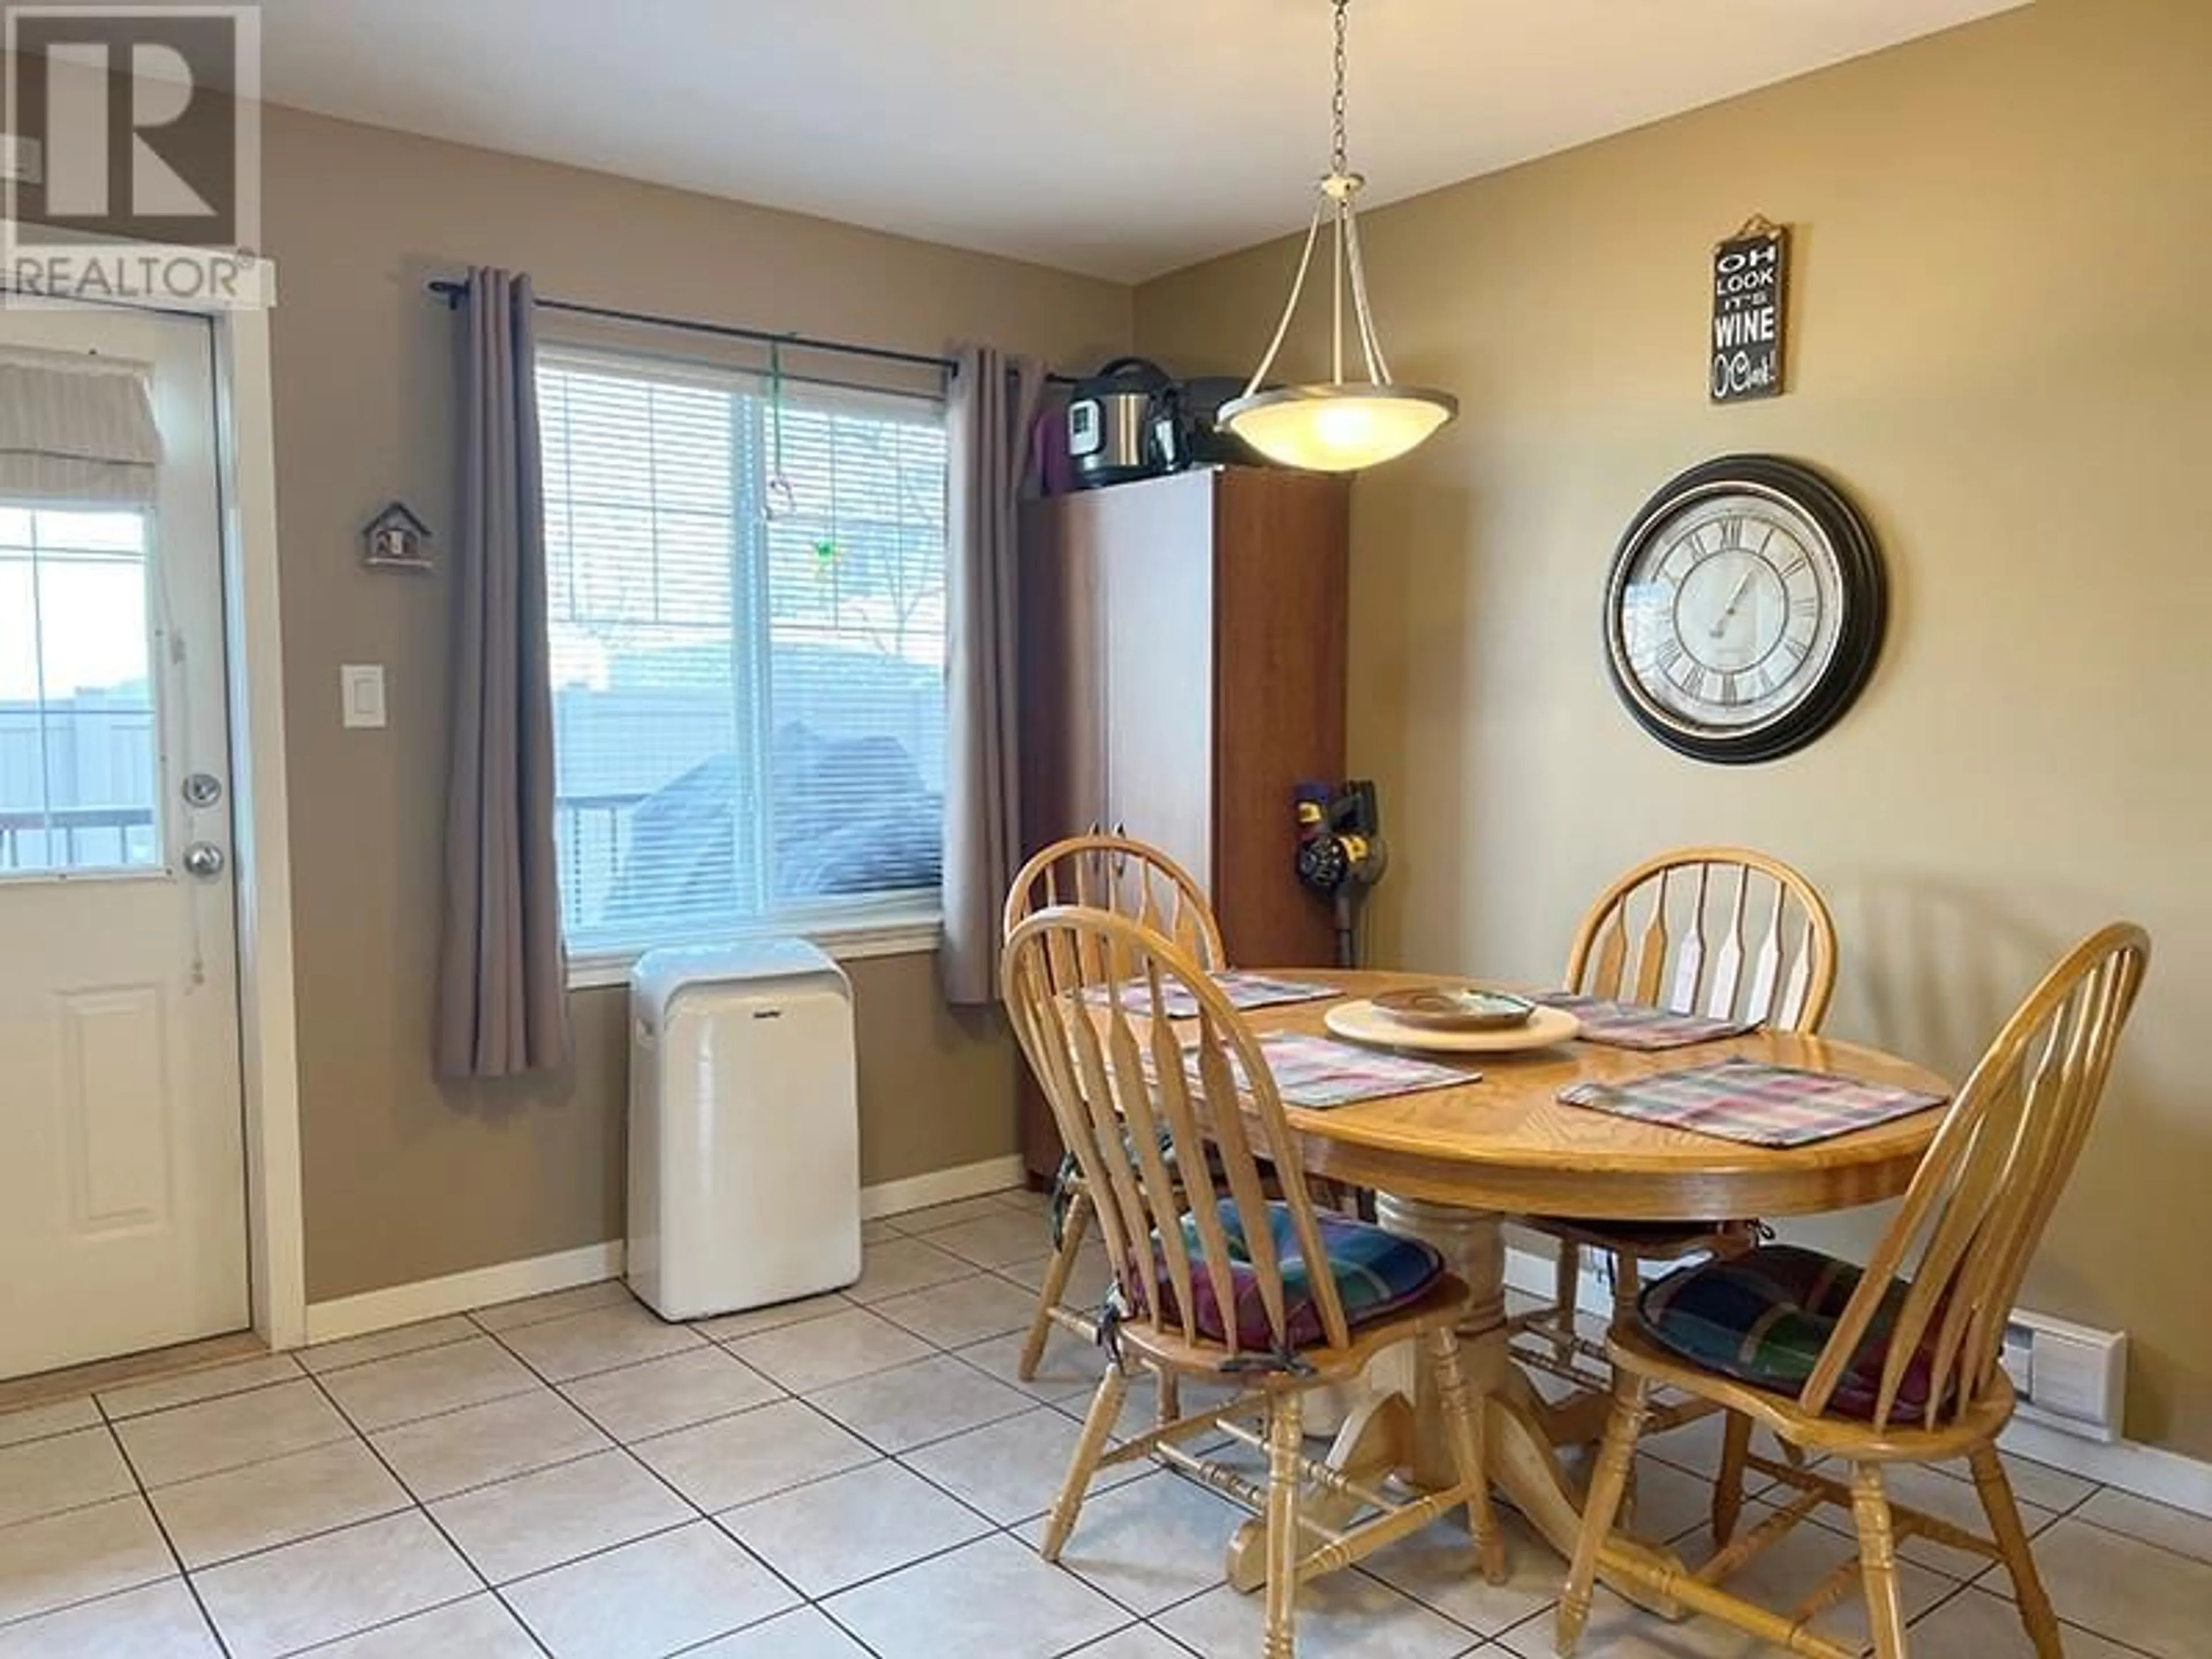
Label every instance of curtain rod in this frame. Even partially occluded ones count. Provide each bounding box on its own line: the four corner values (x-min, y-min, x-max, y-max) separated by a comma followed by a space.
426, 279, 1078, 385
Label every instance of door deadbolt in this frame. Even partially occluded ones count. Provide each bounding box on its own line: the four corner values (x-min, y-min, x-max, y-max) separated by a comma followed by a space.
181, 842, 226, 879
182, 772, 224, 808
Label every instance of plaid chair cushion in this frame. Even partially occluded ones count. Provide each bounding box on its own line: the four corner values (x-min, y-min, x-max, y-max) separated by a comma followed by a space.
1142, 1200, 1446, 1354
1637, 1244, 1942, 1423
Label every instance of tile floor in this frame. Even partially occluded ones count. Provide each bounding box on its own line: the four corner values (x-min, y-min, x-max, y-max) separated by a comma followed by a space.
2, 1186, 2207, 1657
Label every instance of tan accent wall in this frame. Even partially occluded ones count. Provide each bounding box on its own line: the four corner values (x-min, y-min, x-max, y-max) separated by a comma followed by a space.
1135, 0, 2212, 1455
260, 107, 1128, 1302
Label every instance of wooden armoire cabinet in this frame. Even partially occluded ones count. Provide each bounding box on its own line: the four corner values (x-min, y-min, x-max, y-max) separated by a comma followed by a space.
1014, 465, 1351, 1179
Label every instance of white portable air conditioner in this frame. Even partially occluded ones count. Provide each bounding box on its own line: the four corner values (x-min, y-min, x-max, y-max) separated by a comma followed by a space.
627, 939, 862, 1321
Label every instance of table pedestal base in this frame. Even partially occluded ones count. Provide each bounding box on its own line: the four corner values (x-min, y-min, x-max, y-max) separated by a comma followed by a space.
1223, 1193, 1682, 1613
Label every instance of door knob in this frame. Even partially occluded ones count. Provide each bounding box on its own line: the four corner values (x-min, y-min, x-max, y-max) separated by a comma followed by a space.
181, 842, 226, 879
181, 772, 224, 808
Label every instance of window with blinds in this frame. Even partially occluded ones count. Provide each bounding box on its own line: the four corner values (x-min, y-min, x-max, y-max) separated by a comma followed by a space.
536, 346, 949, 959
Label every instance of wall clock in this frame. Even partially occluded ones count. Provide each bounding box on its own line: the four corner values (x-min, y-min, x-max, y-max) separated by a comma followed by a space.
1603, 454, 1886, 765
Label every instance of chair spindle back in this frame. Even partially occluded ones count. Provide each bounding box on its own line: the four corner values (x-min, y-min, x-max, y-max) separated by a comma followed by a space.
1566, 847, 1838, 1033
1801, 923, 2149, 1430
1005, 834, 1226, 971
1001, 904, 1349, 1360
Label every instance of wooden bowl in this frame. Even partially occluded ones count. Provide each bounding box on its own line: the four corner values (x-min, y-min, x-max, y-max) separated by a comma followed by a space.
1368, 987, 1537, 1032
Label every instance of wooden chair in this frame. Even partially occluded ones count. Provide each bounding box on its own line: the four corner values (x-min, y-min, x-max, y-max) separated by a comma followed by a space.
1003, 904, 1505, 1657
1511, 849, 1839, 1429
1558, 922, 2149, 1659
1004, 834, 1225, 1387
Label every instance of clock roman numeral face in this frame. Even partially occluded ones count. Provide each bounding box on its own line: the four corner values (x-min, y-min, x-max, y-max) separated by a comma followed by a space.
1614, 490, 1847, 736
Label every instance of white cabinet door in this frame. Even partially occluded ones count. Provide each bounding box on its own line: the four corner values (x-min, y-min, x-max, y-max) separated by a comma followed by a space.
1101, 472, 1215, 893
0, 304, 247, 1378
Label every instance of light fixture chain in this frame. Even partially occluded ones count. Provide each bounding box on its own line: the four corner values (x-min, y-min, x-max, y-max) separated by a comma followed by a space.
1330, 0, 1351, 175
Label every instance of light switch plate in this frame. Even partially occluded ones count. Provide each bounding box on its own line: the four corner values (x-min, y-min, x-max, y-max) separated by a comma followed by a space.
340, 664, 387, 729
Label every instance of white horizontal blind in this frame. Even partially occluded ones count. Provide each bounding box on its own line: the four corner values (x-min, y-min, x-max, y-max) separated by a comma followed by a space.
537, 347, 948, 956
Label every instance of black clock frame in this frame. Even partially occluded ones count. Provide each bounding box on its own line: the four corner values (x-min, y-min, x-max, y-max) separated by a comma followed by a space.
1603, 453, 1887, 766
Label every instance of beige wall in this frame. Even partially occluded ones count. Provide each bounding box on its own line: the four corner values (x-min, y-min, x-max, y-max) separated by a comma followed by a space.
260, 107, 1128, 1302
1137, 0, 2212, 1455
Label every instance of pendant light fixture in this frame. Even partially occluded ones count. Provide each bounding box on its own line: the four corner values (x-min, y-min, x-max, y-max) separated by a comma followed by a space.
1219, 0, 1456, 473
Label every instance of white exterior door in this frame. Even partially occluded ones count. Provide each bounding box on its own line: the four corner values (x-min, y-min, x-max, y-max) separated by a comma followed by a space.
0, 302, 248, 1379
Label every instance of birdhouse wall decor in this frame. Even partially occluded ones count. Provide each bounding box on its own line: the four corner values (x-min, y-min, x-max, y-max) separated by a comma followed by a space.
363, 501, 433, 573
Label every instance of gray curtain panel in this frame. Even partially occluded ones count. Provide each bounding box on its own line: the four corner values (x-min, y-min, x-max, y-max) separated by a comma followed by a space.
436, 268, 572, 1078
941, 343, 1046, 1005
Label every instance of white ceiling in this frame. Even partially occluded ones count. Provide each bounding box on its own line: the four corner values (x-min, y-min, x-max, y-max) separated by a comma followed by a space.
244, 0, 2029, 282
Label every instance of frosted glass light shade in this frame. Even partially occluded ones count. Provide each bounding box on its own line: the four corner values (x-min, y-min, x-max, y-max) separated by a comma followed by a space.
1218, 384, 1458, 473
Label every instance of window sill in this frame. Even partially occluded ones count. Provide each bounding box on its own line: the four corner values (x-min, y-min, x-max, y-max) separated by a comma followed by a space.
565, 911, 943, 992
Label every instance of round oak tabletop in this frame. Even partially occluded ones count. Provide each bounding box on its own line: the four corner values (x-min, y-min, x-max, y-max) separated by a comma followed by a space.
1245, 971, 1953, 1221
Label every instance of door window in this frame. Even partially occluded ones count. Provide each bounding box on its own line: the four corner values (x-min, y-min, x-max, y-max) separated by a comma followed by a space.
0, 504, 160, 874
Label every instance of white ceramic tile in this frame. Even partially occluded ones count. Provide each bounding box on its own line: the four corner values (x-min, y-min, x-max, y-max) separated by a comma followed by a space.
1065, 1628, 1198, 1658
694, 1291, 851, 1343
562, 1346, 782, 1442
991, 1186, 1053, 1217
0, 1578, 220, 1659
503, 1521, 798, 1659
1018, 1468, 1249, 1616
872, 1273, 1042, 1349
191, 1510, 479, 1659
370, 1385, 612, 1502
2075, 1486, 2212, 1565
0, 1495, 173, 1625
729, 1307, 934, 1394
470, 1278, 634, 1332
1987, 1450, 2099, 1514
632, 1399, 877, 1512
688, 1605, 875, 1657
1359, 1507, 1576, 1639
431, 1448, 691, 1583
953, 1328, 1111, 1405
824, 1532, 1126, 1659
2000, 1514, 2212, 1658
98, 1355, 302, 1421
497, 1300, 705, 1382
901, 1406, 1147, 1526
0, 1427, 133, 1527
721, 1459, 992, 1597
891, 1195, 1014, 1233
997, 1247, 1115, 1308
808, 1353, 1035, 1453
0, 1396, 99, 1450
316, 1336, 541, 1431
1158, 1573, 1482, 1659
921, 1210, 1059, 1269
1906, 1585, 2143, 1659
844, 1238, 977, 1304
298, 1315, 480, 1376
116, 1380, 354, 1488
309, 1593, 544, 1657
149, 1438, 410, 1569
861, 1217, 902, 1245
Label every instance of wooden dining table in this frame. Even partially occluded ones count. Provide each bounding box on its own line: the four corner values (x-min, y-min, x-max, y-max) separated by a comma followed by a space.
1210, 969, 1953, 1597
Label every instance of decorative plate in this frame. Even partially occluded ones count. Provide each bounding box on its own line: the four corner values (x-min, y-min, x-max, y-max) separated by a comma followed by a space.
1369, 987, 1537, 1031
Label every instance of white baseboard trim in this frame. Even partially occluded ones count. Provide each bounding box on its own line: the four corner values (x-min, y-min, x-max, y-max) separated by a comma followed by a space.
302, 1240, 627, 1346
1501, 1243, 2212, 1520
300, 1156, 1029, 1348
1999, 1417, 2212, 1518
859, 1154, 1028, 1222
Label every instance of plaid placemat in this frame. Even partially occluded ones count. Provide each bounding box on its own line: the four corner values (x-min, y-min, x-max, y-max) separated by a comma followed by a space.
1536, 993, 1758, 1051
1090, 971, 1340, 1018
1147, 1032, 1476, 1111
1558, 1059, 1947, 1147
